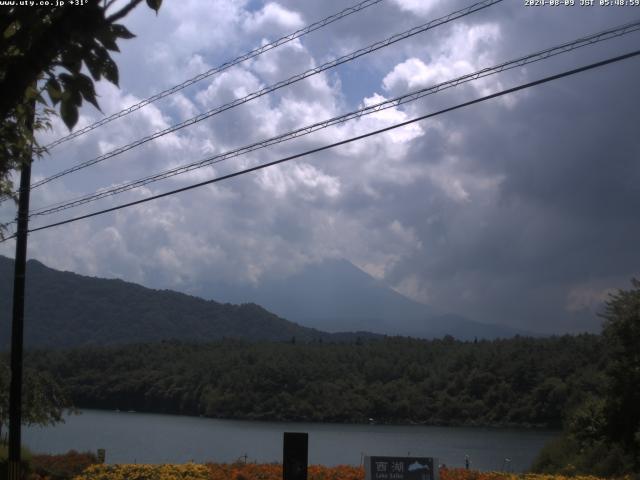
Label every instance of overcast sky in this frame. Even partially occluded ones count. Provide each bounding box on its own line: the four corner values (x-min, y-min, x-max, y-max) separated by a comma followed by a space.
2, 0, 639, 334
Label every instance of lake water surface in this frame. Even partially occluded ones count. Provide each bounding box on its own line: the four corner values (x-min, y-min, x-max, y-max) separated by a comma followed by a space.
24, 410, 557, 472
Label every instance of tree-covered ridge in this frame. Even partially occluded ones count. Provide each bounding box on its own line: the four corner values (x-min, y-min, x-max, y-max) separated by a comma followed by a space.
0, 256, 523, 345
28, 335, 604, 428
0, 256, 377, 349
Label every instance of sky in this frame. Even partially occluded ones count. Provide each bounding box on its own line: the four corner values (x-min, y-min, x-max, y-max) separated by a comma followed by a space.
1, 0, 639, 334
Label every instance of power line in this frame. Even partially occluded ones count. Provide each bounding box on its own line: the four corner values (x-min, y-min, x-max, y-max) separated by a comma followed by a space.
3, 48, 635, 241
41, 0, 385, 151
25, 0, 503, 193
30, 0, 502, 190
26, 19, 640, 218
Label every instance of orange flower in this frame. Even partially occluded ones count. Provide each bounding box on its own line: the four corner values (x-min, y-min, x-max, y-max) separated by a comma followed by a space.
72, 462, 618, 480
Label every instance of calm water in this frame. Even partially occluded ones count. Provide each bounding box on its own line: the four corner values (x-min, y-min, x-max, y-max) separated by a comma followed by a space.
24, 410, 558, 472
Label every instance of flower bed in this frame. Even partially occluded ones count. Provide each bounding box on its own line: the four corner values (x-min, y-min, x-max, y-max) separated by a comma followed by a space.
440, 468, 612, 480
69, 464, 622, 480
72, 463, 211, 480
31, 450, 99, 480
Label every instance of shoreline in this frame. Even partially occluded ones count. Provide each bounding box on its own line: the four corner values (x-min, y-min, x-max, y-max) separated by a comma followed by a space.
70, 407, 561, 432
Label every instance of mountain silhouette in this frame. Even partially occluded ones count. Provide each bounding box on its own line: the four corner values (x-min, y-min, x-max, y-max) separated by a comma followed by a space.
187, 258, 533, 339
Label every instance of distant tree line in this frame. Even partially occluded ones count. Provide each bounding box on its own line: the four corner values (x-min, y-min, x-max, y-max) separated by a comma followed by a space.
531, 280, 640, 477
0, 357, 73, 443
27, 334, 605, 428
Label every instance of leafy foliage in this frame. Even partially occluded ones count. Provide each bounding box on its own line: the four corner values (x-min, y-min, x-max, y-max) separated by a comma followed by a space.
74, 463, 211, 480
0, 356, 74, 441
27, 334, 604, 428
30, 450, 99, 480
0, 0, 161, 205
532, 279, 640, 477
29, 462, 618, 480
601, 278, 640, 454
0, 443, 31, 480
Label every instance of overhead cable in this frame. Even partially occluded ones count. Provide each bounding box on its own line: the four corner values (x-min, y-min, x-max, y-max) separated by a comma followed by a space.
41, 0, 385, 151
2, 48, 634, 241
27, 19, 640, 218
27, 0, 503, 193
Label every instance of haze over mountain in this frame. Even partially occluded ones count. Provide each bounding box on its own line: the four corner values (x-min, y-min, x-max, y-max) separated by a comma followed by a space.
186, 258, 534, 339
0, 256, 532, 348
0, 256, 372, 349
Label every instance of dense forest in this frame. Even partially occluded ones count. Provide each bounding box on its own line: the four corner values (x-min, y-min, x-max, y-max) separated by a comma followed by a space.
0, 256, 380, 349
24, 334, 605, 428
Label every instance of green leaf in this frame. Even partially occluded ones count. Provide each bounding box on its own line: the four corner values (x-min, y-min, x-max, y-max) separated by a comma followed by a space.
101, 56, 119, 86
61, 50, 82, 73
71, 87, 82, 107
84, 50, 102, 81
58, 73, 82, 105
46, 77, 62, 106
110, 23, 135, 39
146, 0, 162, 13
24, 85, 39, 101
60, 97, 79, 130
58, 72, 73, 84
3, 21, 20, 39
96, 27, 120, 52
76, 73, 101, 111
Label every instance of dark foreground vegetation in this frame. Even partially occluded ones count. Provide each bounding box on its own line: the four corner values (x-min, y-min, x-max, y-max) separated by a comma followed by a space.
0, 447, 98, 480
1, 281, 637, 477
25, 335, 603, 428
5, 451, 603, 480
531, 280, 640, 477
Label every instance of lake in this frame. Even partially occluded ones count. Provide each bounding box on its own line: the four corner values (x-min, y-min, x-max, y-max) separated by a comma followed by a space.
24, 410, 558, 472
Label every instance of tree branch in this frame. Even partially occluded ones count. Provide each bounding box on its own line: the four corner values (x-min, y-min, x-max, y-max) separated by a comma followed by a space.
106, 0, 144, 23
0, 9, 104, 122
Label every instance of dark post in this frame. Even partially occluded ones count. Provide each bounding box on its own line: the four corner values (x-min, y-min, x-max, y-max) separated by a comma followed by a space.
8, 104, 34, 480
283, 432, 308, 480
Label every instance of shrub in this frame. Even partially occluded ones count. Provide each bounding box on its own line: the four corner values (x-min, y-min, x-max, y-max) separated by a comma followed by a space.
73, 463, 211, 480
30, 450, 99, 480
0, 443, 33, 479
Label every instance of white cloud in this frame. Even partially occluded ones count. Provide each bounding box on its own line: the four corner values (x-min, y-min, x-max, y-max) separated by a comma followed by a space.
195, 67, 263, 109
258, 163, 341, 200
243, 2, 304, 35
389, 0, 445, 17
383, 23, 502, 96
164, 0, 247, 56
394, 274, 432, 304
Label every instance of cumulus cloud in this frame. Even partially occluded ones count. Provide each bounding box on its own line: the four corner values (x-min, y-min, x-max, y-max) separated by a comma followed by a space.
258, 163, 341, 200
389, 0, 445, 17
243, 2, 305, 35
3, 0, 639, 335
382, 23, 502, 95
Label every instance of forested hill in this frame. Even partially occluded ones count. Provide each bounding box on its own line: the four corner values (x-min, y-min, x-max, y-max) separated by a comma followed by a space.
27, 335, 605, 428
0, 256, 372, 348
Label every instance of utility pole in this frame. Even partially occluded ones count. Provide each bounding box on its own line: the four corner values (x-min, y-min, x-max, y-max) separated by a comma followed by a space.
8, 101, 34, 480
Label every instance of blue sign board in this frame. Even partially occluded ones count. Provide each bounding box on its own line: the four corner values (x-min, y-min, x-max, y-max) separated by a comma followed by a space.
364, 456, 438, 480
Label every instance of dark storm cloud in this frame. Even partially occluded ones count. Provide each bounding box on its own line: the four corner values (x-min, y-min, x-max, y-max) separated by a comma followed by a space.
378, 36, 640, 332
2, 0, 638, 335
